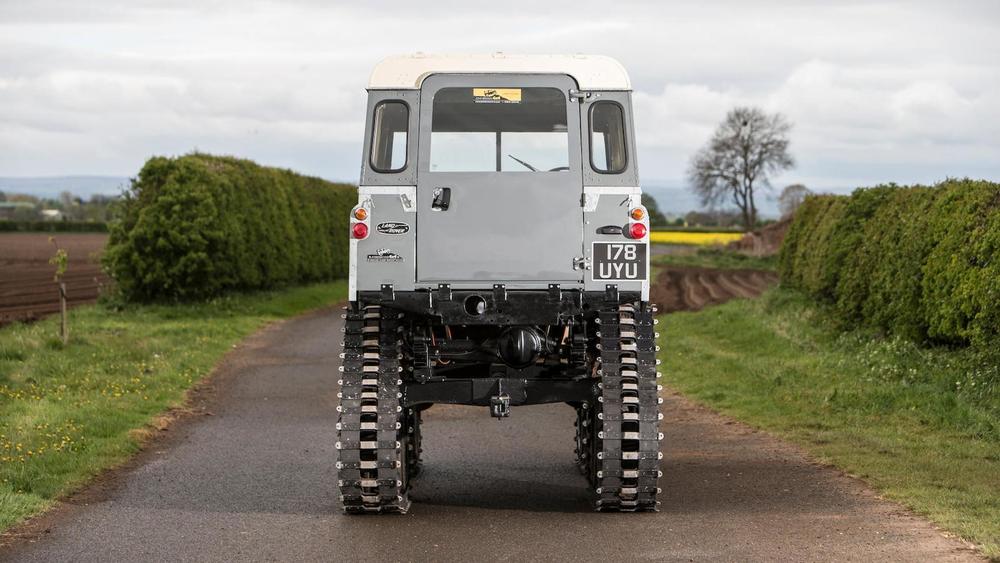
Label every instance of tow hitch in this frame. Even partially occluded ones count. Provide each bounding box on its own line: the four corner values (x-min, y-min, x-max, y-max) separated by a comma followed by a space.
490, 393, 511, 418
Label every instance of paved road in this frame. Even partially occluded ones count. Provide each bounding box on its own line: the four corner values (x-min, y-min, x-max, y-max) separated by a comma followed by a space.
1, 309, 980, 562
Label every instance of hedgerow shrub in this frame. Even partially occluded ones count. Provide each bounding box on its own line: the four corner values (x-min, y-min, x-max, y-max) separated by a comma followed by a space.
795, 195, 847, 298
104, 153, 356, 301
922, 180, 1000, 346
779, 194, 835, 290
780, 179, 1000, 347
850, 187, 939, 341
815, 186, 896, 300
783, 197, 824, 290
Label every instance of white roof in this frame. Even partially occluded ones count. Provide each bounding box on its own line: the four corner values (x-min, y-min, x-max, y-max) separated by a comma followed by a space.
368, 53, 631, 91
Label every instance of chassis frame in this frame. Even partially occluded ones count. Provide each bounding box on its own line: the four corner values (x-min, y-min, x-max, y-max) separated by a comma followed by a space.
354, 286, 645, 411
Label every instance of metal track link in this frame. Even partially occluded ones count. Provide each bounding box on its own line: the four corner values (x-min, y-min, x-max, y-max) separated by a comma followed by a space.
337, 305, 410, 514
591, 302, 662, 511
404, 407, 423, 480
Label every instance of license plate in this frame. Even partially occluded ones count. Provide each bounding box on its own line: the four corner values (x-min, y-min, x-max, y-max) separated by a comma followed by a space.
592, 242, 647, 281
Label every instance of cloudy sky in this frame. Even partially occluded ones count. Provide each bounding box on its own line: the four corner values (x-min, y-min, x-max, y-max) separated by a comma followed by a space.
2, 0, 998, 203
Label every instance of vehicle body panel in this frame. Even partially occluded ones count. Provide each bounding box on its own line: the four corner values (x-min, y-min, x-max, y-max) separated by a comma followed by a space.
415, 74, 584, 283
351, 56, 648, 301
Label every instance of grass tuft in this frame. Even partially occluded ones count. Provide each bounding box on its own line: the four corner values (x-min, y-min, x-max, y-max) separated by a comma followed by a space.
0, 281, 346, 532
659, 288, 999, 558
652, 247, 778, 271
0, 347, 25, 363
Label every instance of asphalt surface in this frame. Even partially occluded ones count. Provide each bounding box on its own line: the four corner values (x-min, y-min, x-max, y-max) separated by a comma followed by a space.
1, 308, 981, 562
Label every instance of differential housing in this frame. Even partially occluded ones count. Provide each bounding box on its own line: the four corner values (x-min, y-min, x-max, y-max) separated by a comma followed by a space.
497, 326, 544, 368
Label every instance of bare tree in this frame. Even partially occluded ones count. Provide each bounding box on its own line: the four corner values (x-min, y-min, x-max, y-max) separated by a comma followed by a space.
778, 183, 812, 218
688, 107, 794, 231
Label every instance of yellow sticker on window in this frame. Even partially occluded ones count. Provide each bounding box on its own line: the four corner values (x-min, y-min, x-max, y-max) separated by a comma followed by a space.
473, 88, 522, 104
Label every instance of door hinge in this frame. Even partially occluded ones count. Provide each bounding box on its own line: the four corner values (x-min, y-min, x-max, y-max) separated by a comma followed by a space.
399, 193, 414, 212
569, 89, 591, 102
573, 256, 591, 271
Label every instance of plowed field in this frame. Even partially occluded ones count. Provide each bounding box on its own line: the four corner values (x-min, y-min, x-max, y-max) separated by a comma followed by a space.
0, 234, 775, 326
651, 266, 778, 313
0, 233, 109, 326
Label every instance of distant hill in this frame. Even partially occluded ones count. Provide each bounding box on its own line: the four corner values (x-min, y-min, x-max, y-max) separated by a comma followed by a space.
641, 185, 702, 217
0, 176, 130, 199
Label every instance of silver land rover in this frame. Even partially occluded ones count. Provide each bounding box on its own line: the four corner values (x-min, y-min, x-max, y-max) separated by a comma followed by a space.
338, 54, 661, 513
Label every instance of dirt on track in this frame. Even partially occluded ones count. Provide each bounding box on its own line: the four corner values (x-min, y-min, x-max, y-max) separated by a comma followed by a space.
651, 265, 780, 313
0, 233, 109, 326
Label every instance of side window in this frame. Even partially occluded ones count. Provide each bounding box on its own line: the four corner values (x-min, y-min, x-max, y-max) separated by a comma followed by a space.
589, 102, 627, 174
370, 101, 409, 173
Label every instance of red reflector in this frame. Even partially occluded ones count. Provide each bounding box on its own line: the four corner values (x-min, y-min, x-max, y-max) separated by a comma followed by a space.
629, 223, 647, 239
352, 222, 368, 239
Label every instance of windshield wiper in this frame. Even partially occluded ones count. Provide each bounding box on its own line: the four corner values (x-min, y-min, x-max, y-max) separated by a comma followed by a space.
507, 154, 538, 172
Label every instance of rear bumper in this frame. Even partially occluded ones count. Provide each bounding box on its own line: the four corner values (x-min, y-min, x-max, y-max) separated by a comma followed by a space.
356, 285, 643, 325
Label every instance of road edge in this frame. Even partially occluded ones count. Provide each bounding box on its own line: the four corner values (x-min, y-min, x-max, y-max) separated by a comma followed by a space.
0, 303, 343, 549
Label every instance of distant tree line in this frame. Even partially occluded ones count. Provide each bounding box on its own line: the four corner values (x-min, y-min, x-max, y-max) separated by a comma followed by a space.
680, 209, 749, 229
0, 189, 118, 223
640, 192, 776, 230
0, 220, 109, 233
640, 193, 669, 227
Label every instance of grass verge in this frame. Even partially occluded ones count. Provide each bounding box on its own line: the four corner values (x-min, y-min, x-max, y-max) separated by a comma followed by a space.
660, 289, 999, 558
0, 281, 346, 532
652, 247, 778, 271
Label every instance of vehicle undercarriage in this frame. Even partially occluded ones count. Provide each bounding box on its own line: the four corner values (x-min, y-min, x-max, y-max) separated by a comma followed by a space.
337, 289, 663, 513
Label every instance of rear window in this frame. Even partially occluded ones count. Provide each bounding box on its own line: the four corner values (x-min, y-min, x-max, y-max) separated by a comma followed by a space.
370, 101, 409, 173
430, 87, 568, 172
589, 102, 627, 174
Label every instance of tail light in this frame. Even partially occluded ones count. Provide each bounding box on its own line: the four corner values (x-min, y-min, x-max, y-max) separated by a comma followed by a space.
352, 222, 369, 239
629, 222, 647, 239
354, 208, 368, 221
630, 208, 645, 220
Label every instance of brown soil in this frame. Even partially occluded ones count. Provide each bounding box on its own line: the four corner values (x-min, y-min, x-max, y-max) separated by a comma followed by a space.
0, 233, 109, 326
728, 216, 792, 255
0, 233, 773, 326
650, 265, 779, 313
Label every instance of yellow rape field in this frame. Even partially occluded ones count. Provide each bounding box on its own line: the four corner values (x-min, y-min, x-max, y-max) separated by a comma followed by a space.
649, 231, 744, 245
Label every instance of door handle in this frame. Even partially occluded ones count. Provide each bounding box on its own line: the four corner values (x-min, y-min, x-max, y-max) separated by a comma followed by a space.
431, 187, 451, 211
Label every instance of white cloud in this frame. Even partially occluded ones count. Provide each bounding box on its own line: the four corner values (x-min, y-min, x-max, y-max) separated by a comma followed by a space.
0, 0, 998, 195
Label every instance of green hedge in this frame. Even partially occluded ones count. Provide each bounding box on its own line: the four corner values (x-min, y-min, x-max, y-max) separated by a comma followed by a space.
780, 179, 1000, 346
104, 154, 356, 301
0, 220, 108, 233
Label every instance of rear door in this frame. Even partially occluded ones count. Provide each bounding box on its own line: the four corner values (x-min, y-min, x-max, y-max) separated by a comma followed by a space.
416, 74, 583, 283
